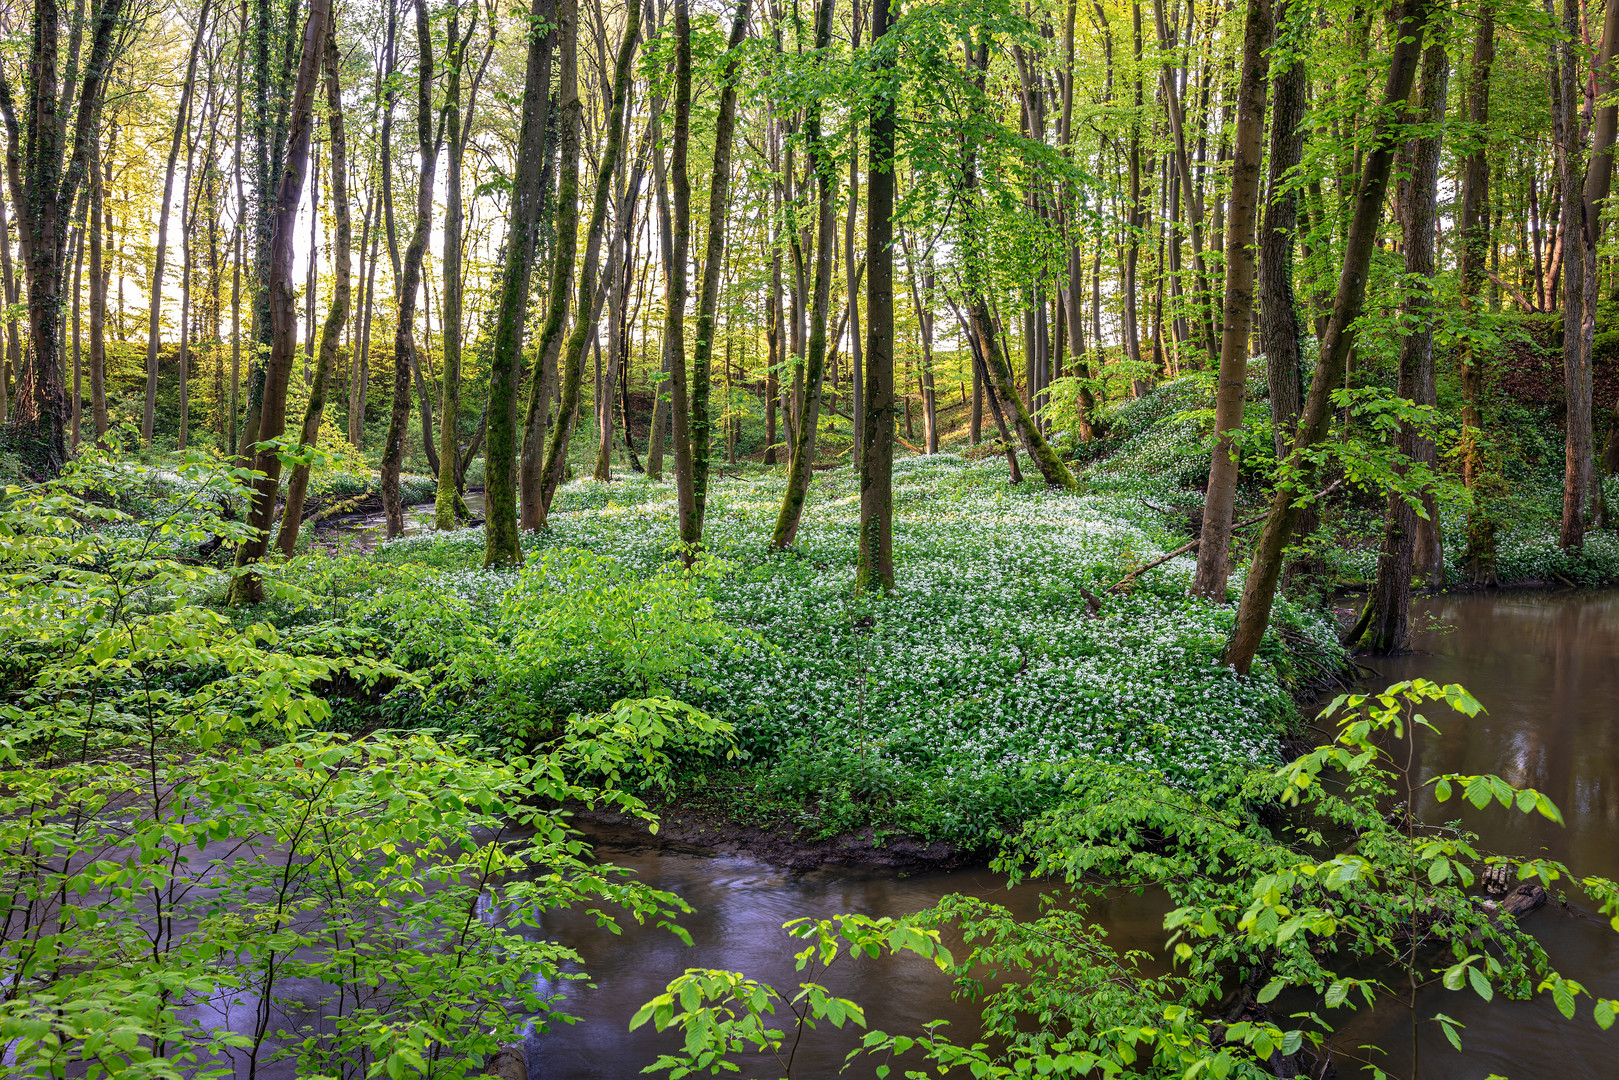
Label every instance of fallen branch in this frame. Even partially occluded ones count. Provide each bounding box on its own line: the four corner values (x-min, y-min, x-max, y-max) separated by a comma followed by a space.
1487, 272, 1538, 314
1108, 479, 1345, 595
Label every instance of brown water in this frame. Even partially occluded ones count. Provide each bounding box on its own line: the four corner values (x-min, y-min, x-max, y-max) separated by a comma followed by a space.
519, 590, 1619, 1080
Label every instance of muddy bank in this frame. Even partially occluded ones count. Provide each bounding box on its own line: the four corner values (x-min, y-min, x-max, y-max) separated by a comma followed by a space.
570, 803, 979, 874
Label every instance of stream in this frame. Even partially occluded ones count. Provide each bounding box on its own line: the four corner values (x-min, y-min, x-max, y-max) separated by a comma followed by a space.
518, 589, 1619, 1079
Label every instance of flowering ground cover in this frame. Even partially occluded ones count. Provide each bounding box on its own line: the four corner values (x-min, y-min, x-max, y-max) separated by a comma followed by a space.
356, 445, 1343, 846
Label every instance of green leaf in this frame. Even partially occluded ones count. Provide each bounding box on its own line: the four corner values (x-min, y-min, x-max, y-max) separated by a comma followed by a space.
1468, 967, 1493, 1003
1256, 979, 1286, 1004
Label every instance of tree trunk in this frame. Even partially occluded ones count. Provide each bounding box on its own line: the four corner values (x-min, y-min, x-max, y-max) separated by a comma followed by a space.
226, 0, 330, 602
519, 0, 580, 531
771, 0, 841, 548
275, 31, 352, 556
1457, 5, 1495, 576
1354, 37, 1448, 653
857, 0, 897, 594
436, 1, 470, 530
1191, 0, 1271, 601
1583, 0, 1619, 501
88, 137, 107, 441
687, 0, 750, 537
1260, 0, 1305, 459
380, 0, 439, 539
480, 0, 555, 563
1225, 0, 1435, 674
1558, 0, 1590, 549
532, 4, 642, 525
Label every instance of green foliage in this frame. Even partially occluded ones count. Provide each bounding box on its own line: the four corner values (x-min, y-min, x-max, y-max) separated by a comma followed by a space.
0, 451, 719, 1079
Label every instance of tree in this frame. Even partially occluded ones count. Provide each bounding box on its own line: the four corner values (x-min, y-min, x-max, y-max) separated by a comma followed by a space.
857, 0, 897, 595
275, 29, 353, 556
1225, 0, 1437, 675
482, 0, 557, 566
227, 0, 331, 603
1348, 34, 1449, 654
0, 0, 131, 473
1190, 0, 1271, 601
379, 0, 439, 540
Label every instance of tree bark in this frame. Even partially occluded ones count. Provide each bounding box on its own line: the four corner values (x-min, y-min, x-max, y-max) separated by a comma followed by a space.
226, 0, 330, 602
532, 2, 642, 525
141, 1, 212, 448
1260, 0, 1305, 459
380, 0, 439, 539
687, 0, 750, 538
1225, 0, 1435, 674
857, 0, 897, 594
1558, 0, 1590, 548
275, 30, 352, 556
518, 0, 579, 531
480, 0, 555, 563
1354, 37, 1449, 653
1191, 0, 1271, 600
771, 0, 842, 548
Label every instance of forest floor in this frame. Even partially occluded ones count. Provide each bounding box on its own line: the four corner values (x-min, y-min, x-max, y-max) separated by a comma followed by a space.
265, 373, 1619, 860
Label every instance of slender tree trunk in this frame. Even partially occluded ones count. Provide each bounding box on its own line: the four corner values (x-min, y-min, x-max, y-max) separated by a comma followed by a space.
480, 0, 555, 563
667, 0, 699, 543
1353, 37, 1448, 653
380, 0, 439, 539
1583, 0, 1619, 504
1225, 0, 1435, 674
857, 0, 897, 593
436, 1, 470, 530
276, 31, 352, 555
1260, 0, 1305, 459
533, 4, 642, 525
1458, 4, 1494, 581
227, 0, 331, 602
687, 0, 750, 538
1191, 0, 1271, 600
772, 0, 842, 547
88, 137, 107, 440
519, 0, 580, 530
1558, 0, 1590, 548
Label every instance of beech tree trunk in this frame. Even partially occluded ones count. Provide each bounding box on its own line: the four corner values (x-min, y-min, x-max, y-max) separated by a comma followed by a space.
142, 2, 211, 448
275, 31, 352, 556
1459, 1, 1496, 579
519, 0, 579, 531
686, 0, 750, 538
532, 4, 642, 526
227, 0, 330, 602
1260, 0, 1305, 459
380, 0, 438, 539
1353, 38, 1448, 654
771, 0, 842, 548
481, 0, 556, 564
857, 0, 897, 594
1191, 0, 1271, 601
1558, 0, 1590, 549
1225, 0, 1435, 674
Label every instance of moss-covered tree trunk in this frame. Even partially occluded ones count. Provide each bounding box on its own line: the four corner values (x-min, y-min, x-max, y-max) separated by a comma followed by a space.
532, 3, 642, 526
228, 0, 330, 603
518, 0, 580, 531
479, 0, 555, 564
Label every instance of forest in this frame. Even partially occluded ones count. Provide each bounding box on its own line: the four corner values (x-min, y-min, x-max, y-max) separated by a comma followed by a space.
6, 0, 1619, 1075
